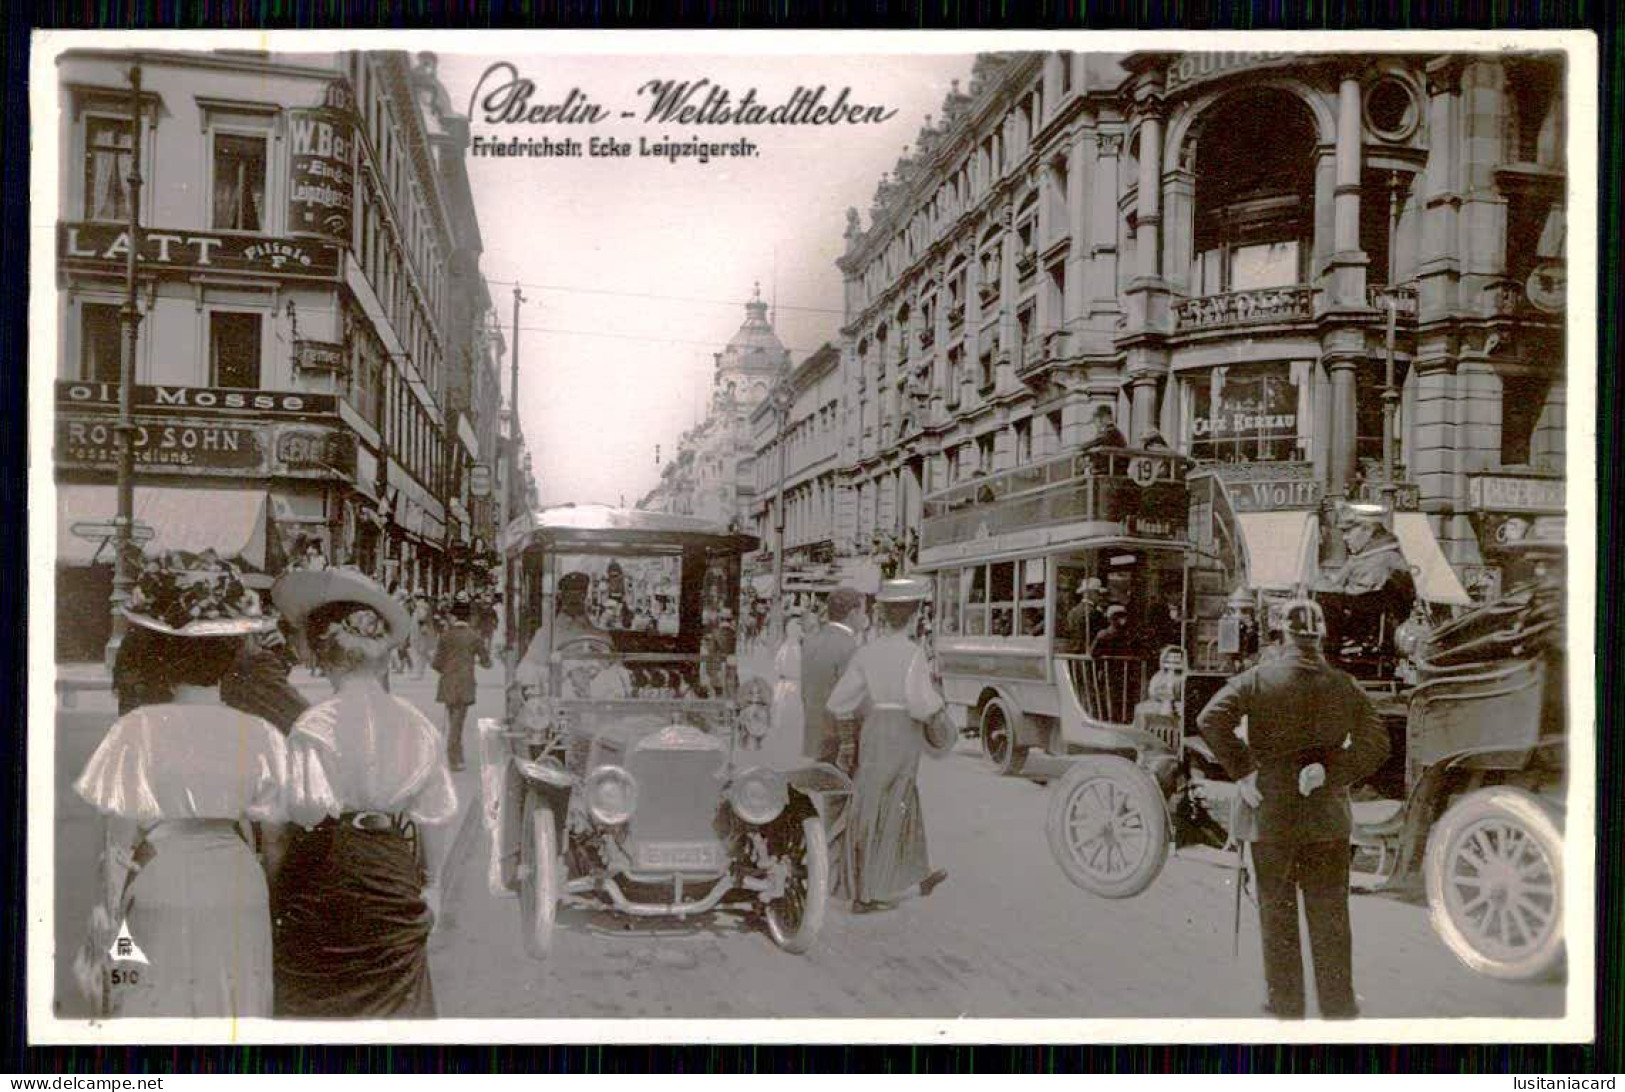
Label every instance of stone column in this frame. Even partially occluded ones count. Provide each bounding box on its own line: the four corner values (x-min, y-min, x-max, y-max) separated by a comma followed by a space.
1162, 167, 1194, 294
1326, 352, 1361, 492
1330, 71, 1367, 304
1420, 58, 1464, 320
1130, 374, 1160, 442
1136, 109, 1163, 282
1065, 134, 1089, 328
1089, 133, 1123, 313
997, 202, 1017, 390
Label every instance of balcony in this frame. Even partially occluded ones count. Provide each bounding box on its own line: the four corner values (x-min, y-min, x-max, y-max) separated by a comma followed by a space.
1173, 285, 1314, 333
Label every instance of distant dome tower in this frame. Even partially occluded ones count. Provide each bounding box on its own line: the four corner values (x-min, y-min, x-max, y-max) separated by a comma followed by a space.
713, 282, 791, 410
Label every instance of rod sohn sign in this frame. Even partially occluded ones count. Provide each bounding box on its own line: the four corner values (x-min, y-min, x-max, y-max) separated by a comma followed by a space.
57, 417, 266, 472
58, 222, 342, 280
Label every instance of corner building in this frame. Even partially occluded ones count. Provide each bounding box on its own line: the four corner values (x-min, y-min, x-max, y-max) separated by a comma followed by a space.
836, 51, 1567, 599
54, 49, 502, 659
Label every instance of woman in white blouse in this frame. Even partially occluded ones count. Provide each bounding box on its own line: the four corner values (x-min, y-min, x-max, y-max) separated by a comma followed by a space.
74, 553, 288, 1018
269, 568, 458, 1018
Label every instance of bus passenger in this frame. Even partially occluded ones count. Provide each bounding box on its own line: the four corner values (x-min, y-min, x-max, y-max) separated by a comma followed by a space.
1088, 604, 1138, 658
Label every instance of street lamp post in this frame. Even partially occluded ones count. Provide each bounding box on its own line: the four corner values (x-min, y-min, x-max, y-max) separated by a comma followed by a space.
1380, 171, 1408, 508
106, 64, 145, 669
770, 382, 792, 645
501, 286, 525, 695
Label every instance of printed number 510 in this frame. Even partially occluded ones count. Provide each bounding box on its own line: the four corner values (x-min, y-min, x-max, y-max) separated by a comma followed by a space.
110, 968, 142, 986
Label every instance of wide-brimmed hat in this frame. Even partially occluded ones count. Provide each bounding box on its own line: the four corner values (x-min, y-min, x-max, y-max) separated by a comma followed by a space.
876, 577, 931, 604
123, 549, 277, 638
271, 566, 413, 644
1104, 603, 1128, 619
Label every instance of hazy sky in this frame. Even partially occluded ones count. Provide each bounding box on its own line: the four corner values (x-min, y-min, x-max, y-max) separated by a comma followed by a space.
436, 53, 974, 507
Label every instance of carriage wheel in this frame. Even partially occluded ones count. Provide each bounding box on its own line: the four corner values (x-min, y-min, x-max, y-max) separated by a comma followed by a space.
1425, 786, 1564, 981
1046, 756, 1169, 898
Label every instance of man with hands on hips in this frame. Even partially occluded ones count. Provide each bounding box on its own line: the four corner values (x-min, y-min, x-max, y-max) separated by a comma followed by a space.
1197, 598, 1389, 1020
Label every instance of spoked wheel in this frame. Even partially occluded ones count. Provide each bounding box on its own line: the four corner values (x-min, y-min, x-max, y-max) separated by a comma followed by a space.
1425, 787, 1564, 981
518, 796, 559, 960
1046, 756, 1169, 898
981, 699, 1026, 776
763, 814, 830, 954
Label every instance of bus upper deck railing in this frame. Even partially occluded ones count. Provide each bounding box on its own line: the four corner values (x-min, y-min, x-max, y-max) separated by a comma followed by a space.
919, 447, 1191, 554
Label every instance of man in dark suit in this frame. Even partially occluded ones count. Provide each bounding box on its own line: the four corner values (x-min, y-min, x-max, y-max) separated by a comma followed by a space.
1197, 598, 1390, 1019
800, 587, 868, 768
432, 597, 491, 771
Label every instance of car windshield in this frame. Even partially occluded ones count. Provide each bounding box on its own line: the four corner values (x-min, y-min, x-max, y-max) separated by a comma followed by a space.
518, 542, 742, 705
553, 551, 682, 636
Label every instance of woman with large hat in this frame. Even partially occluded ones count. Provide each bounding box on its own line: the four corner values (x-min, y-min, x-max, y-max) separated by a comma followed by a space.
72, 551, 290, 1018
826, 578, 953, 913
269, 567, 458, 1018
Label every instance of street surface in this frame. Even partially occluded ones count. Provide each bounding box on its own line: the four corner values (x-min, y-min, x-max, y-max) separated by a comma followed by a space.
50, 658, 1565, 1021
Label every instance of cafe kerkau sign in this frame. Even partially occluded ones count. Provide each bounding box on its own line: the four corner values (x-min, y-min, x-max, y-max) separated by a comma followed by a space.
58, 222, 341, 280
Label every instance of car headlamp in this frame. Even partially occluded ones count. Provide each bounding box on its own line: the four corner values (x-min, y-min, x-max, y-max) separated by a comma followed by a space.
728, 767, 788, 826
584, 765, 638, 825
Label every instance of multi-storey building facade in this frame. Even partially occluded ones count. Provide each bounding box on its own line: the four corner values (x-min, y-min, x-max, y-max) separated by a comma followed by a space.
748, 343, 848, 588
836, 51, 1567, 600
640, 290, 791, 527
54, 49, 505, 658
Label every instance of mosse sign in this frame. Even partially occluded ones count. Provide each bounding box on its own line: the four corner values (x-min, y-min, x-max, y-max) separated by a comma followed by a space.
58, 381, 338, 418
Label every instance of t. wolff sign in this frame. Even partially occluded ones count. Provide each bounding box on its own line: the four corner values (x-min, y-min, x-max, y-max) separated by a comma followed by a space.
59, 222, 341, 280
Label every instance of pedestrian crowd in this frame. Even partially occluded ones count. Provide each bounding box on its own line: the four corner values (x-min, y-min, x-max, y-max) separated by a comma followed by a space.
75, 552, 472, 1019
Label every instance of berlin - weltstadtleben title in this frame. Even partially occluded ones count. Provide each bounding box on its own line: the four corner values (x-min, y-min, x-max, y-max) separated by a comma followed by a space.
468, 65, 900, 162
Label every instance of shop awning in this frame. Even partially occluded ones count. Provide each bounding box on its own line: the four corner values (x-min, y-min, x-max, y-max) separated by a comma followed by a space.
1392, 512, 1473, 606
1235, 511, 1321, 592
57, 485, 270, 569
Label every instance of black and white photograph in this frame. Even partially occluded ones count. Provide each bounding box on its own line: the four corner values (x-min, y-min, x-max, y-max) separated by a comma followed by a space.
26, 30, 1596, 1044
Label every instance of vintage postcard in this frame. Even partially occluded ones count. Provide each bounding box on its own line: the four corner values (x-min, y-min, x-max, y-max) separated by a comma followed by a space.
26, 28, 1596, 1045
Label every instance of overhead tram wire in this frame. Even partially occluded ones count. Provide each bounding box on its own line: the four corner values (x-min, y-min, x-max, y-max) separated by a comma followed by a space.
505, 323, 825, 356
481, 278, 845, 317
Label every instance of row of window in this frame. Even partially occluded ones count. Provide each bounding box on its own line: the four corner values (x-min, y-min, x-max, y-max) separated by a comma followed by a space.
859, 57, 1074, 305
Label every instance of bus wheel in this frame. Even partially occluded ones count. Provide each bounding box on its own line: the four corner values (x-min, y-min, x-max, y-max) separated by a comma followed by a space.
1046, 756, 1169, 898
1424, 787, 1564, 981
980, 699, 1026, 776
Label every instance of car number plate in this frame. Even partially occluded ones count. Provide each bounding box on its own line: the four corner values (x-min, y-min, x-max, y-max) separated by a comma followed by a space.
637, 842, 723, 870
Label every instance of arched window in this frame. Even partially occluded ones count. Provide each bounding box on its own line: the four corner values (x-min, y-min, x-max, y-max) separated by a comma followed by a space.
1191, 90, 1317, 295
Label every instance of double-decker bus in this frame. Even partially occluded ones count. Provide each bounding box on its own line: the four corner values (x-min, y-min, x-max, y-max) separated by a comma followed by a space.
916, 446, 1193, 779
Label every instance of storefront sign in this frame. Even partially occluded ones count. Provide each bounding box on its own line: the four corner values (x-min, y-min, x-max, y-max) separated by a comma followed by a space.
1352, 479, 1421, 511
293, 340, 346, 374
288, 96, 357, 244
1225, 478, 1323, 512
1468, 475, 1565, 514
57, 417, 265, 471
1191, 412, 1297, 437
1164, 52, 1297, 95
59, 222, 342, 280
57, 381, 337, 418
275, 427, 358, 476
469, 463, 493, 498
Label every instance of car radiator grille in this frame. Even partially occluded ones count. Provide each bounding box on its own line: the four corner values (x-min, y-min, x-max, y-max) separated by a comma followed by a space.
626, 748, 728, 845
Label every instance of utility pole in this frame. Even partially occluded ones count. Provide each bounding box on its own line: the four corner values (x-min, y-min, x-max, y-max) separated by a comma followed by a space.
502, 286, 525, 693
770, 383, 791, 644
106, 63, 144, 669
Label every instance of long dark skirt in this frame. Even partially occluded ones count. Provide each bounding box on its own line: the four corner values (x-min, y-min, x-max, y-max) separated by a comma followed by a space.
840, 707, 932, 903
272, 823, 434, 1018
